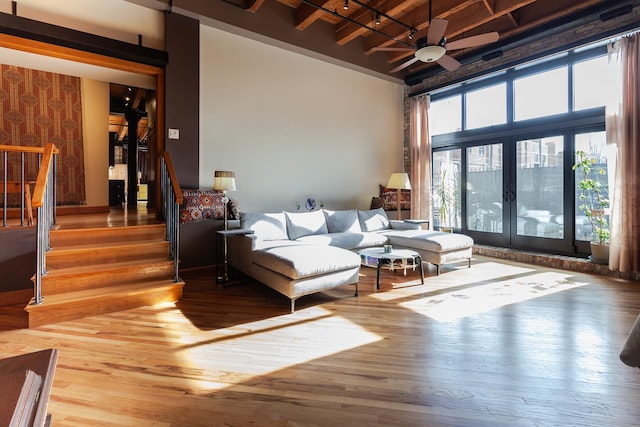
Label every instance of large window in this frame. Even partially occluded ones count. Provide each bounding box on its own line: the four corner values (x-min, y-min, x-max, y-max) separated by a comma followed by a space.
427, 44, 613, 256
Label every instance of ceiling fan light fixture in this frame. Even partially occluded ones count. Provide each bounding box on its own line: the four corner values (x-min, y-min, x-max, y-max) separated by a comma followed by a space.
415, 45, 446, 62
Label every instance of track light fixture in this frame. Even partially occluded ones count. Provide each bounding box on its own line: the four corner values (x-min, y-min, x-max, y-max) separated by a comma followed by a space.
375, 12, 381, 25
343, 0, 348, 10
408, 29, 415, 40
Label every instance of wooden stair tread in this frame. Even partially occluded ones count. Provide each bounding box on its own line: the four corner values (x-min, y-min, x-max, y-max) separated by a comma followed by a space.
25, 279, 184, 310
43, 258, 173, 276
52, 224, 165, 233
48, 239, 169, 253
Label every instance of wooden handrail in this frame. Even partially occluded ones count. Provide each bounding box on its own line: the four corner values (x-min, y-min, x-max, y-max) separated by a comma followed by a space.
31, 143, 56, 209
162, 151, 183, 205
0, 144, 60, 155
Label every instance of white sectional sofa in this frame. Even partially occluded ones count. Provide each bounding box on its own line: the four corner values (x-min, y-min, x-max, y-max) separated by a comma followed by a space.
228, 208, 474, 312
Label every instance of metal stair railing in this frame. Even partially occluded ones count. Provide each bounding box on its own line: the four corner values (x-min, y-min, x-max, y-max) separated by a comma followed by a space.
160, 151, 183, 281
1, 145, 56, 228
30, 143, 58, 305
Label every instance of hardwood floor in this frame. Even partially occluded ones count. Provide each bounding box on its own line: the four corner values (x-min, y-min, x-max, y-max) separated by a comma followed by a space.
1, 252, 640, 426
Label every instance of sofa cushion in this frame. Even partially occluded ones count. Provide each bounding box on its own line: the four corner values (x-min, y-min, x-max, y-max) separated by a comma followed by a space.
241, 212, 288, 241
357, 208, 390, 232
385, 230, 474, 253
296, 231, 389, 250
284, 210, 328, 240
253, 245, 360, 280
323, 209, 362, 233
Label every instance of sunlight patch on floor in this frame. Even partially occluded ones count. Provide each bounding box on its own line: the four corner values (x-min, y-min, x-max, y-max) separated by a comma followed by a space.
157, 306, 382, 392
400, 271, 588, 322
367, 261, 535, 302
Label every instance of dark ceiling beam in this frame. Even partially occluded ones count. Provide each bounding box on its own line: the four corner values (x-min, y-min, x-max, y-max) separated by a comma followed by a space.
0, 11, 167, 67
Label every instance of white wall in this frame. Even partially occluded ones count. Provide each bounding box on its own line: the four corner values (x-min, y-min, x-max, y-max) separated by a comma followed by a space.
199, 25, 405, 213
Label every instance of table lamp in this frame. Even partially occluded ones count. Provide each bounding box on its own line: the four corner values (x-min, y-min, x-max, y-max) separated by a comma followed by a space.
386, 172, 411, 220
213, 170, 236, 231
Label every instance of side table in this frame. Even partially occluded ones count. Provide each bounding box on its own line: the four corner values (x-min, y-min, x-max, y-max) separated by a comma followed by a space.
216, 228, 254, 286
404, 219, 430, 230
358, 247, 424, 290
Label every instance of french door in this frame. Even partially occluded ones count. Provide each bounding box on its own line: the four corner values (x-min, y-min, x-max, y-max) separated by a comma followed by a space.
455, 133, 574, 252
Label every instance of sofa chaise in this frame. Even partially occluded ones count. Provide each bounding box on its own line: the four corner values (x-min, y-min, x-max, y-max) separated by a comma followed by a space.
228, 208, 474, 312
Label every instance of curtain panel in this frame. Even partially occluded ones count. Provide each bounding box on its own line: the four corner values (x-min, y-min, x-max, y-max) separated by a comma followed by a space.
410, 95, 432, 222
607, 35, 640, 273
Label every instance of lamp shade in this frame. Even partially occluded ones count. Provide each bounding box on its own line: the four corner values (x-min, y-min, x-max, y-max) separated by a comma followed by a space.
386, 173, 411, 190
213, 170, 237, 191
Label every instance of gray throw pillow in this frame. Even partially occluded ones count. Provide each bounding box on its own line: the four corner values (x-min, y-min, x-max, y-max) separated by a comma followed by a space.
323, 209, 362, 233
284, 210, 328, 240
357, 208, 390, 232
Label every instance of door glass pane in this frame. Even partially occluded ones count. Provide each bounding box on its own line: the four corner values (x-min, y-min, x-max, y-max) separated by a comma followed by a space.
514, 67, 568, 121
575, 132, 609, 242
432, 150, 461, 230
430, 95, 462, 135
516, 136, 564, 238
466, 83, 507, 130
467, 144, 503, 233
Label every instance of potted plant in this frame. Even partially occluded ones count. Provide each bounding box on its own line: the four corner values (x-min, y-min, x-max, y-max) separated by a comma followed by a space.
573, 150, 610, 262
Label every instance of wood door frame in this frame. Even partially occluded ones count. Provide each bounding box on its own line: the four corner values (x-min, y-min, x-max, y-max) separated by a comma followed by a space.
0, 32, 166, 212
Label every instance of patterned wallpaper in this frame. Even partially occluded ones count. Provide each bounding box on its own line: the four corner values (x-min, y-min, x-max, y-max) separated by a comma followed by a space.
0, 64, 85, 205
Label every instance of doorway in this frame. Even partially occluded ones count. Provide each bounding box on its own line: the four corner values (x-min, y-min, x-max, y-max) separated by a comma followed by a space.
108, 84, 157, 210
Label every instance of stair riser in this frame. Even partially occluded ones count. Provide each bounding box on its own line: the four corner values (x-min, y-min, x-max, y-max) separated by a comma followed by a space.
51, 225, 166, 247
39, 263, 176, 295
47, 243, 170, 269
27, 284, 184, 328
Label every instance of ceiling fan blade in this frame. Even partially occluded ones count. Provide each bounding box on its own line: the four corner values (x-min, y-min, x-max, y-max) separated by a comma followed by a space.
437, 54, 461, 71
371, 47, 416, 52
427, 18, 448, 45
446, 32, 499, 51
390, 57, 420, 73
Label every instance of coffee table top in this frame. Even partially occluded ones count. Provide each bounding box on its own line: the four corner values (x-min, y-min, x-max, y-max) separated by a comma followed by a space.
358, 247, 419, 261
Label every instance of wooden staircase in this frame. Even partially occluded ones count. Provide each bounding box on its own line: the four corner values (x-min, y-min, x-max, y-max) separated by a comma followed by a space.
25, 223, 184, 327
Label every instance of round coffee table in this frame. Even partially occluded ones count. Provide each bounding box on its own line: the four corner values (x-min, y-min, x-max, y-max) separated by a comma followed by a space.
358, 247, 424, 289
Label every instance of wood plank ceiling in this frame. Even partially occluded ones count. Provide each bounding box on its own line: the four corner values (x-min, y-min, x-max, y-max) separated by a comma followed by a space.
234, 0, 630, 80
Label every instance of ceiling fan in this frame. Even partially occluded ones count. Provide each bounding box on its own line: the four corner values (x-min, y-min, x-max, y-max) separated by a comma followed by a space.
374, 4, 499, 73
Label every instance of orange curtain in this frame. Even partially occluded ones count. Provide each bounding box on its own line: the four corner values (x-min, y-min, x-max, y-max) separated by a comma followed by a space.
409, 95, 432, 222
608, 35, 640, 273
